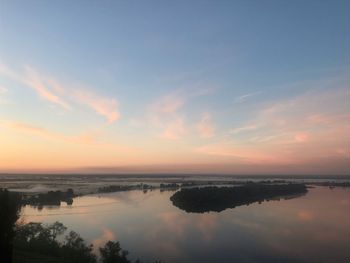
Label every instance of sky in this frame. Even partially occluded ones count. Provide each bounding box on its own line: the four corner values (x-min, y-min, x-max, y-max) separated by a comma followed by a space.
0, 0, 349, 175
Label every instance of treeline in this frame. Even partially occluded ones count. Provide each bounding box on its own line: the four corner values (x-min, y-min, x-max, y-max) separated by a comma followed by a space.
13, 221, 158, 263
22, 189, 75, 208
98, 183, 180, 194
311, 182, 350, 188
170, 183, 308, 213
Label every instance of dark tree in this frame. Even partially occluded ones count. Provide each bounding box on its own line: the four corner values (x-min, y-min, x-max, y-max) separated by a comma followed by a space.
0, 189, 22, 263
100, 241, 130, 263
61, 231, 96, 263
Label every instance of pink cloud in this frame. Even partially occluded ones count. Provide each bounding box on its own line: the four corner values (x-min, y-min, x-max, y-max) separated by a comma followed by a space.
150, 93, 185, 114
0, 63, 71, 109
196, 113, 215, 138
72, 89, 120, 123
24, 67, 71, 110
0, 120, 98, 145
148, 91, 187, 140
220, 87, 350, 168
161, 117, 186, 140
148, 89, 216, 140
195, 143, 293, 164
0, 63, 121, 123
294, 132, 309, 143
229, 124, 258, 134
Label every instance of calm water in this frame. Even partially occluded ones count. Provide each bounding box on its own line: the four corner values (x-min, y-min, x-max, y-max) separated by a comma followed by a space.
20, 186, 350, 263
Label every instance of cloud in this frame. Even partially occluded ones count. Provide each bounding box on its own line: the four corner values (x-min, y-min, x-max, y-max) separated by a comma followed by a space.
234, 91, 261, 103
160, 117, 186, 140
196, 112, 215, 138
150, 92, 186, 115
24, 67, 71, 110
229, 124, 258, 134
72, 89, 120, 123
294, 132, 309, 143
147, 91, 187, 140
0, 63, 120, 123
0, 120, 98, 145
196, 143, 291, 164
0, 63, 70, 109
197, 87, 350, 170
147, 88, 215, 140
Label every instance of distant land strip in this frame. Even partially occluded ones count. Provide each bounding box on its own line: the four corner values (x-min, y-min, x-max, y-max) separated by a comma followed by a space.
170, 183, 308, 213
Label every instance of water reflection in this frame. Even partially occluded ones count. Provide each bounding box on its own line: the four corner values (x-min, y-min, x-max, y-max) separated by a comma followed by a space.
20, 187, 350, 263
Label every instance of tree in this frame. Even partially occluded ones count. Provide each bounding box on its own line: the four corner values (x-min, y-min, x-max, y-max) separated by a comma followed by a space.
0, 189, 21, 263
62, 231, 96, 263
100, 241, 130, 263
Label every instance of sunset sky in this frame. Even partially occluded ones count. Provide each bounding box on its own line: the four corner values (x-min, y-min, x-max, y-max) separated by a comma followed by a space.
0, 1, 349, 175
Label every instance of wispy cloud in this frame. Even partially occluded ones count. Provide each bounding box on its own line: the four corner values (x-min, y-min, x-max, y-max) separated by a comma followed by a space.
147, 88, 214, 140
196, 143, 291, 164
0, 63, 120, 123
24, 67, 71, 110
0, 120, 98, 145
148, 91, 186, 140
150, 92, 186, 115
196, 112, 215, 138
294, 132, 309, 143
72, 89, 120, 123
234, 91, 261, 103
197, 87, 350, 169
0, 63, 70, 109
229, 124, 258, 134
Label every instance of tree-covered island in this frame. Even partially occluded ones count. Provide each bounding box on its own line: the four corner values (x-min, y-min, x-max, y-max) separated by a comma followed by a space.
170, 183, 308, 213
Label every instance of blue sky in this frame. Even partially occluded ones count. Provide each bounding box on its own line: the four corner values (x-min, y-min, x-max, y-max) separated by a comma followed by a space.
0, 1, 349, 174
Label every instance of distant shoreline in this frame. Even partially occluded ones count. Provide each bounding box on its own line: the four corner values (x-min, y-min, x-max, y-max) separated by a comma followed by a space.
1, 173, 350, 180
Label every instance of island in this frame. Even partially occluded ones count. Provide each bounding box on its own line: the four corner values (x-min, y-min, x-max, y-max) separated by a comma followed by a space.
170, 183, 308, 213
21, 189, 75, 208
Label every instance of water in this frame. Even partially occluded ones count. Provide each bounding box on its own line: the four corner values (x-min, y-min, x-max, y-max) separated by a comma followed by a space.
20, 186, 350, 263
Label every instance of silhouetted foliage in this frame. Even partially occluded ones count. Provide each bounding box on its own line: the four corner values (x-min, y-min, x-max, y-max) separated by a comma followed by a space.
61, 231, 96, 263
98, 185, 133, 193
313, 182, 350, 188
159, 183, 179, 189
12, 221, 160, 263
98, 184, 156, 194
170, 183, 308, 213
100, 241, 130, 263
22, 189, 75, 207
14, 221, 96, 263
0, 189, 22, 263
